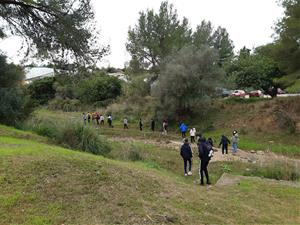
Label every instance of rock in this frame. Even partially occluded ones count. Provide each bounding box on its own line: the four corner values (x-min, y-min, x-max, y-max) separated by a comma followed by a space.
252, 160, 257, 164
257, 151, 264, 155
250, 150, 256, 154
245, 168, 251, 171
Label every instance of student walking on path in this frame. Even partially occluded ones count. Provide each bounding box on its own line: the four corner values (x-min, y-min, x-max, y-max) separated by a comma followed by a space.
139, 118, 143, 131
82, 113, 87, 125
190, 128, 196, 143
232, 130, 239, 154
123, 118, 129, 129
219, 135, 230, 154
151, 119, 155, 132
100, 115, 104, 125
198, 137, 211, 185
180, 138, 193, 176
162, 120, 168, 135
179, 122, 188, 138
87, 112, 91, 124
108, 115, 113, 128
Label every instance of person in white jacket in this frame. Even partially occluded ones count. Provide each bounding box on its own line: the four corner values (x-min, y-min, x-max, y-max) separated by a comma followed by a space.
190, 128, 196, 143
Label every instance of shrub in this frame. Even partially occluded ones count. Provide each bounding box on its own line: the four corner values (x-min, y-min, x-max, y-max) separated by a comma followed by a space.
48, 98, 81, 112
28, 77, 56, 105
76, 73, 122, 105
274, 108, 296, 134
128, 148, 144, 161
23, 118, 111, 156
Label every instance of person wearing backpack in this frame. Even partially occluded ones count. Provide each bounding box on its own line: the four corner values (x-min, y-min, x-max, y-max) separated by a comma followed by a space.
219, 135, 231, 154
107, 115, 113, 128
87, 112, 91, 124
198, 137, 211, 185
180, 138, 193, 176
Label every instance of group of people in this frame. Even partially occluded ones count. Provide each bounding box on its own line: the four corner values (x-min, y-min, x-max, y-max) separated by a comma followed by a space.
82, 112, 113, 127
180, 130, 239, 185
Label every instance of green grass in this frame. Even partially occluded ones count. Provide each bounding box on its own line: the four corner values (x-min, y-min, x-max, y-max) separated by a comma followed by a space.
0, 126, 300, 224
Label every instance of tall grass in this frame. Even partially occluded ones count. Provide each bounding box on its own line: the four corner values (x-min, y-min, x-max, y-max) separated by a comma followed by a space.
22, 117, 111, 156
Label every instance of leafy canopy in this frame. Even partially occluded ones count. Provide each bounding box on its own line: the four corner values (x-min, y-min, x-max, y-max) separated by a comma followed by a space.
0, 0, 108, 67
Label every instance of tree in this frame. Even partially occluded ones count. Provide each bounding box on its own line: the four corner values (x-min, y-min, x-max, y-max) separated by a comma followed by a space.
193, 21, 234, 66
152, 45, 224, 118
76, 73, 122, 105
274, 0, 300, 73
126, 1, 192, 72
28, 77, 56, 105
0, 0, 108, 67
0, 54, 32, 125
227, 49, 282, 94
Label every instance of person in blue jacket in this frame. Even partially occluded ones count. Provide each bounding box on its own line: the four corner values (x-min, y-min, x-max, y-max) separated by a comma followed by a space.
179, 122, 188, 138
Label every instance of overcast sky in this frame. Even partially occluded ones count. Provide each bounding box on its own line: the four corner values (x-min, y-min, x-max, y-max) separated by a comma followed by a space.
0, 0, 283, 68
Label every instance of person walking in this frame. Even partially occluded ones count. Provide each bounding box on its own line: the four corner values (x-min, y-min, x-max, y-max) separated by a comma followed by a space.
96, 112, 100, 125
162, 120, 168, 135
82, 113, 87, 125
87, 112, 91, 124
231, 130, 239, 154
139, 118, 143, 131
219, 135, 230, 154
124, 118, 129, 129
198, 137, 211, 185
151, 119, 155, 132
107, 115, 113, 128
100, 115, 104, 125
179, 122, 188, 138
180, 138, 193, 176
190, 128, 196, 143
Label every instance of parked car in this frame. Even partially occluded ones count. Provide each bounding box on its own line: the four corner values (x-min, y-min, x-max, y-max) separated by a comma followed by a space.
221, 89, 233, 98
230, 90, 246, 97
249, 90, 263, 97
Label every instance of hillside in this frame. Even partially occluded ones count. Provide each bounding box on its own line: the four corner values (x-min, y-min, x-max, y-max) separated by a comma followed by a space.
0, 125, 300, 224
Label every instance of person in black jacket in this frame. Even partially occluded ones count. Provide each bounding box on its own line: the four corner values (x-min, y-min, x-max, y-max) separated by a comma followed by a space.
180, 138, 193, 176
218, 135, 231, 154
198, 137, 211, 185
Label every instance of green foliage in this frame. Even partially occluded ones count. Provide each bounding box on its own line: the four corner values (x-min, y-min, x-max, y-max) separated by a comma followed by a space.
0, 55, 33, 125
23, 118, 111, 156
227, 50, 282, 92
274, 0, 300, 73
76, 73, 122, 105
28, 77, 56, 105
152, 45, 225, 118
0, 0, 108, 66
48, 98, 81, 112
126, 1, 192, 71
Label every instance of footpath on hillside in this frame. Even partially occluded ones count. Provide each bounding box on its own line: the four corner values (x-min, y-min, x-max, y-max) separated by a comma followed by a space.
108, 136, 300, 167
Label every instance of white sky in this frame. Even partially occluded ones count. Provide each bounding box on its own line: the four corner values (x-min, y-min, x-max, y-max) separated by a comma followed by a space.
0, 0, 284, 68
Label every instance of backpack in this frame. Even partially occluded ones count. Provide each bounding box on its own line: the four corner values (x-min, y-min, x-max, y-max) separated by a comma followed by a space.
206, 143, 214, 159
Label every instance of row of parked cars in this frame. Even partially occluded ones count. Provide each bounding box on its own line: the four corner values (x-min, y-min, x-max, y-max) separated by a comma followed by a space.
221, 89, 286, 98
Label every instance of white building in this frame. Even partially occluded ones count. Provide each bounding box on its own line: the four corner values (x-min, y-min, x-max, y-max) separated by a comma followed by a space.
24, 67, 55, 84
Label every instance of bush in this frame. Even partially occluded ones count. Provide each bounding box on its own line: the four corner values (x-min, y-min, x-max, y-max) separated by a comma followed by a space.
48, 98, 81, 112
128, 147, 144, 161
23, 118, 111, 156
76, 73, 122, 105
274, 108, 296, 134
28, 77, 56, 105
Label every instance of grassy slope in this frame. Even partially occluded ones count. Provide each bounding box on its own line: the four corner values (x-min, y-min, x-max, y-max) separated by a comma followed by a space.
0, 126, 300, 224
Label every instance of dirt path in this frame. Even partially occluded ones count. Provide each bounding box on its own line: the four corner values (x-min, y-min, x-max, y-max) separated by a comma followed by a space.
108, 136, 300, 167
